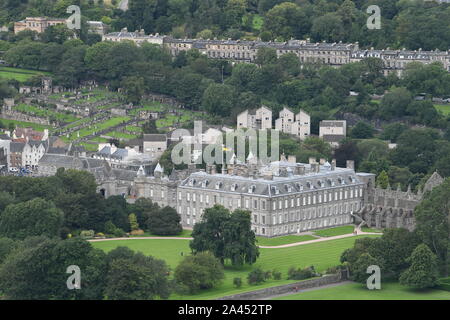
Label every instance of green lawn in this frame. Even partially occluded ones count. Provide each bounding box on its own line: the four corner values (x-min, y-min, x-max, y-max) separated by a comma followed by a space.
273, 282, 450, 300
105, 131, 139, 140
435, 104, 450, 115
313, 225, 355, 237
0, 66, 51, 82
256, 235, 316, 246
63, 116, 130, 141
13, 104, 78, 123
92, 235, 380, 300
0, 118, 52, 131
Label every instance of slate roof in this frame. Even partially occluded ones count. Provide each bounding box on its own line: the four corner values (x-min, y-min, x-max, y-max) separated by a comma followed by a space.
179, 163, 364, 197
10, 142, 25, 153
143, 134, 167, 142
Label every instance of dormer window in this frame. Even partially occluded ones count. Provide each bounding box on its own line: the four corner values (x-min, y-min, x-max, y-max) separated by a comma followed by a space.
215, 181, 223, 189
231, 183, 238, 191
271, 186, 279, 195
201, 180, 209, 188
285, 184, 292, 192
248, 185, 256, 194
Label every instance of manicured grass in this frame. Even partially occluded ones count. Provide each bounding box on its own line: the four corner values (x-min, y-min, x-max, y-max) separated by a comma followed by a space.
65, 116, 130, 141
92, 234, 380, 300
0, 67, 50, 82
105, 131, 138, 140
313, 225, 355, 237
0, 118, 52, 131
435, 104, 450, 115
125, 125, 143, 133
273, 282, 450, 300
256, 235, 316, 246
13, 104, 79, 123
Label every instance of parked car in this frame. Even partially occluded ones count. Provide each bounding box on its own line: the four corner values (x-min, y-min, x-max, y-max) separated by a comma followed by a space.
9, 167, 19, 173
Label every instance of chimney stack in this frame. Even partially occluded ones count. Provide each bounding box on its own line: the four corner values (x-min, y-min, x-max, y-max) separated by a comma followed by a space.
263, 171, 273, 180
309, 157, 316, 165
310, 163, 320, 173
295, 164, 305, 175
319, 158, 325, 165
331, 159, 336, 171
346, 160, 355, 170
288, 155, 297, 164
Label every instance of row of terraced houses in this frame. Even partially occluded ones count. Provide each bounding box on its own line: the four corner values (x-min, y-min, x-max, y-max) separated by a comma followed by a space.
102, 29, 450, 76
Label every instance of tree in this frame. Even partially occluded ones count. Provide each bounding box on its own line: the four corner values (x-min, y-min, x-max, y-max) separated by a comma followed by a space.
222, 209, 259, 266
378, 87, 412, 119
254, 47, 277, 66
0, 237, 19, 265
147, 206, 182, 235
190, 205, 259, 266
350, 253, 380, 283
174, 251, 224, 294
0, 198, 63, 240
142, 119, 159, 134
105, 247, 171, 300
263, 2, 310, 40
399, 244, 439, 289
122, 76, 145, 105
376, 170, 389, 189
0, 237, 107, 300
202, 83, 236, 117
414, 178, 450, 274
128, 213, 139, 231
311, 13, 344, 42
351, 121, 374, 139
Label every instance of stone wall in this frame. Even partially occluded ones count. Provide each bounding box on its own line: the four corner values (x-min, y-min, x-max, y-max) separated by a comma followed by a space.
217, 274, 343, 300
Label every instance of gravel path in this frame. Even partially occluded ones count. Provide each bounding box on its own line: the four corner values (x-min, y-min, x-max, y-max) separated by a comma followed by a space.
87, 230, 381, 247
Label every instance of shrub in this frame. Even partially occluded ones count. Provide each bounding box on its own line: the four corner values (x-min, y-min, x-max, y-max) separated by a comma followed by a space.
130, 229, 145, 236
113, 228, 126, 238
174, 252, 224, 294
233, 277, 242, 288
273, 270, 282, 280
288, 266, 316, 280
80, 230, 95, 239
247, 268, 266, 285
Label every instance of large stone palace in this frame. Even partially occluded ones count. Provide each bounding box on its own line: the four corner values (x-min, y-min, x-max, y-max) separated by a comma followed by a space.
103, 30, 450, 76
39, 149, 443, 237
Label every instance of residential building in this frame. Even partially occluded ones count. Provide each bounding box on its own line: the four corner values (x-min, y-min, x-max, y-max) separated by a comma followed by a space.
275, 107, 310, 140
102, 28, 166, 46
142, 134, 168, 160
237, 106, 272, 130
319, 120, 347, 147
14, 17, 66, 34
